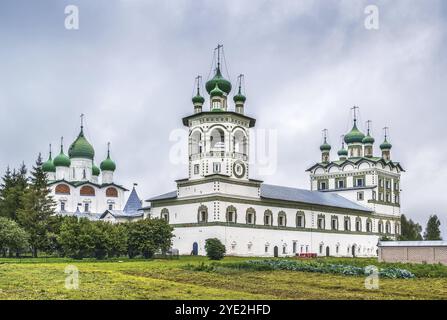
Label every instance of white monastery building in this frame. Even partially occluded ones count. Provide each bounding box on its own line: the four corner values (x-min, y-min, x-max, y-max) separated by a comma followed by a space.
41, 119, 143, 223
147, 46, 405, 257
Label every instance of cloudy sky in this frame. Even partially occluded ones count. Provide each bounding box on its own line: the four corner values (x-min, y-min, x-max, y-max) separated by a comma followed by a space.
0, 0, 446, 233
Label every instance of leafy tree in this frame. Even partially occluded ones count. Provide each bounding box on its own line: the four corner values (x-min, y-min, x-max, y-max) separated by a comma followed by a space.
58, 217, 95, 259
399, 214, 423, 241
205, 238, 226, 260
424, 214, 442, 240
0, 164, 28, 221
92, 221, 127, 259
126, 218, 173, 259
0, 217, 29, 257
17, 154, 56, 257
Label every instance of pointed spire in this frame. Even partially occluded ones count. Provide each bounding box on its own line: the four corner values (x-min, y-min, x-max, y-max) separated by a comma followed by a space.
107, 142, 111, 158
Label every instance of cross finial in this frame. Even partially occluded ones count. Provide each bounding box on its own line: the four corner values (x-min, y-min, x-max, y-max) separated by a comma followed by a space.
341, 135, 345, 148
80, 113, 84, 130
366, 120, 372, 134
237, 74, 244, 94
383, 126, 389, 139
107, 142, 111, 157
215, 44, 223, 70
322, 128, 328, 142
195, 75, 202, 95
351, 106, 359, 123
49, 143, 52, 157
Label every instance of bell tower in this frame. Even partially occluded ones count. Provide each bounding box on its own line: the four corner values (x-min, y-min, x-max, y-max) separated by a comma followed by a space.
184, 45, 255, 181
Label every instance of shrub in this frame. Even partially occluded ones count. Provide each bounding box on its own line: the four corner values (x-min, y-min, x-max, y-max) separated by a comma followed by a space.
0, 217, 29, 257
205, 238, 226, 260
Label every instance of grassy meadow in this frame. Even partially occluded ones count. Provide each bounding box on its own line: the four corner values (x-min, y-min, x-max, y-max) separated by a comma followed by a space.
0, 256, 447, 300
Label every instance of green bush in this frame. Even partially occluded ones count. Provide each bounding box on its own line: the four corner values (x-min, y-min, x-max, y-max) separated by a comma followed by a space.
205, 238, 226, 260
0, 217, 29, 257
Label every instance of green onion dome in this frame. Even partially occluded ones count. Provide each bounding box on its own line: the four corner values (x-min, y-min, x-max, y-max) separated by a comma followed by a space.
42, 154, 56, 173
380, 139, 392, 150
192, 94, 205, 104
320, 142, 331, 151
205, 68, 232, 95
92, 163, 100, 176
54, 144, 71, 167
100, 149, 116, 172
344, 122, 365, 144
362, 134, 375, 144
233, 92, 246, 103
210, 83, 224, 98
68, 128, 95, 160
338, 148, 348, 157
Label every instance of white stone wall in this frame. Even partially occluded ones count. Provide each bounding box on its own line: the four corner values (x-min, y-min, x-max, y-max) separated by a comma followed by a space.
172, 225, 379, 257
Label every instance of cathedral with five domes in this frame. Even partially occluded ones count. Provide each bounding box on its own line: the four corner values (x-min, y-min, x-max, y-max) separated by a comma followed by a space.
41, 118, 143, 222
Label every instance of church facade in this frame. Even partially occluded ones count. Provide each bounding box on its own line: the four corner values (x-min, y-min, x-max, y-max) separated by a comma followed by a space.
148, 48, 404, 257
42, 122, 143, 222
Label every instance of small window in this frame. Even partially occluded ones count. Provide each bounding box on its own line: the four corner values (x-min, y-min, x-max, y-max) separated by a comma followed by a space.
84, 203, 89, 213
356, 220, 361, 232
227, 211, 235, 223
344, 218, 350, 231
194, 164, 199, 175
357, 191, 364, 201
319, 245, 323, 254
293, 242, 297, 254
213, 162, 221, 173
282, 246, 286, 254
331, 218, 338, 230
319, 181, 327, 190
83, 169, 86, 179
265, 246, 268, 253
317, 217, 325, 229
108, 203, 113, 210
366, 221, 372, 232
355, 178, 364, 187
247, 213, 254, 224
60, 202, 65, 212
372, 191, 377, 200
297, 215, 304, 228
337, 180, 345, 189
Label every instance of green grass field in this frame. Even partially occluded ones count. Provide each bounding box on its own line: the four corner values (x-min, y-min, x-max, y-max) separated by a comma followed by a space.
0, 256, 446, 300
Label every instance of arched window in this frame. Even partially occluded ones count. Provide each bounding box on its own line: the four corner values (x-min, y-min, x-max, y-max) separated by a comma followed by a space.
197, 205, 208, 223
106, 187, 118, 197
264, 210, 273, 226
366, 219, 372, 232
355, 217, 362, 232
246, 207, 256, 224
331, 215, 338, 230
296, 211, 305, 228
55, 184, 70, 195
344, 217, 351, 231
210, 128, 225, 150
278, 211, 287, 227
226, 205, 237, 223
161, 208, 169, 222
80, 185, 95, 196
317, 214, 325, 229
378, 220, 384, 234
233, 130, 248, 155
385, 221, 391, 234
190, 130, 203, 155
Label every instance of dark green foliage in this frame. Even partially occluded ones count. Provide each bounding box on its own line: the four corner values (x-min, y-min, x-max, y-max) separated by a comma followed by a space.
17, 154, 56, 257
424, 215, 442, 240
191, 259, 415, 279
399, 214, 423, 241
0, 164, 28, 221
205, 238, 226, 260
126, 218, 174, 259
0, 217, 29, 257
58, 217, 95, 259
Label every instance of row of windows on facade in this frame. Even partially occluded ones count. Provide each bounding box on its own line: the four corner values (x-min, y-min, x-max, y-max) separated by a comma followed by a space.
227, 241, 375, 256
318, 183, 400, 204
318, 178, 399, 191
54, 184, 119, 197
190, 128, 248, 155
159, 207, 399, 234
59, 201, 115, 213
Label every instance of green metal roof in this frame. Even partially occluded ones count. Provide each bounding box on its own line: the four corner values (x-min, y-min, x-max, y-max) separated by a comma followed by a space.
205, 67, 232, 94
344, 122, 365, 144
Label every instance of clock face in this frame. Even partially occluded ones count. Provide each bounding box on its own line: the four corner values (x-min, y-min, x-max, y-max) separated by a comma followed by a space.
233, 161, 246, 178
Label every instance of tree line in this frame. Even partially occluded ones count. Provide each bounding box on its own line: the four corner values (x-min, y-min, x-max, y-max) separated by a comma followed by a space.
0, 154, 173, 259
398, 214, 442, 241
